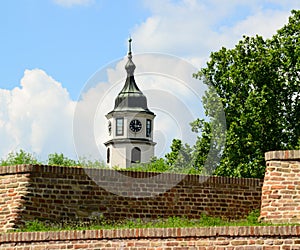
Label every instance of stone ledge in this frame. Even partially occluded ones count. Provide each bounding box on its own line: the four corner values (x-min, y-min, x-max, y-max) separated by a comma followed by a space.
1, 226, 300, 243
265, 150, 300, 161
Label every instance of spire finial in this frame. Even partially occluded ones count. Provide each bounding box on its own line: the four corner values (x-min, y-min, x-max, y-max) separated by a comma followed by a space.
125, 37, 135, 75
128, 37, 132, 57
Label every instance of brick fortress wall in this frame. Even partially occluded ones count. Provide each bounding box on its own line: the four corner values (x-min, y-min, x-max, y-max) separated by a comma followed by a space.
260, 150, 300, 223
0, 165, 263, 232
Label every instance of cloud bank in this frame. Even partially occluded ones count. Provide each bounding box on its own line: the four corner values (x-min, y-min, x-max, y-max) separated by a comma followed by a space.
0, 69, 76, 160
132, 0, 300, 67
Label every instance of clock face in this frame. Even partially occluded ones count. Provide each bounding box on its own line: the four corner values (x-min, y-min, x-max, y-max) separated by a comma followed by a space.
129, 119, 142, 132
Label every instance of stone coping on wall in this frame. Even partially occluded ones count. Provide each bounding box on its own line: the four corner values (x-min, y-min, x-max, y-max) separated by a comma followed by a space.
265, 150, 300, 161
0, 226, 300, 244
0, 164, 262, 186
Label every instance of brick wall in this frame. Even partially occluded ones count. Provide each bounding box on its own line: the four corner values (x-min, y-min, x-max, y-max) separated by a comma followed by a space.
260, 150, 300, 223
0, 165, 263, 232
0, 167, 31, 232
1, 226, 300, 249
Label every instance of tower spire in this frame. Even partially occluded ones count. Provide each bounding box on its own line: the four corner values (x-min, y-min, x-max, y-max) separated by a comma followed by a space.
109, 38, 153, 114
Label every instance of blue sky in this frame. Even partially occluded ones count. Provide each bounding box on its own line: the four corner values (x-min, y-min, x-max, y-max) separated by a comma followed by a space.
0, 0, 150, 99
0, 0, 299, 161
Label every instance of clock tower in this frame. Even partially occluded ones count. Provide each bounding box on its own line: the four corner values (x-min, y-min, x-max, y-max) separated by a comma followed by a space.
104, 39, 156, 168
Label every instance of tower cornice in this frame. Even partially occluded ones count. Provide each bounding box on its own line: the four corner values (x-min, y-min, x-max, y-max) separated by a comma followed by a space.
104, 138, 156, 146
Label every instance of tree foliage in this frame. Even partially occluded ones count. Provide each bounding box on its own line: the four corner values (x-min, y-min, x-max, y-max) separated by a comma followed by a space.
0, 149, 40, 166
190, 119, 212, 173
193, 10, 300, 178
0, 150, 79, 167
47, 153, 78, 166
165, 139, 192, 171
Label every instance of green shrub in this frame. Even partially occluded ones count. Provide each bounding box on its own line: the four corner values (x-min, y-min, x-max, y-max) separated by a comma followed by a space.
0, 149, 40, 166
47, 153, 78, 166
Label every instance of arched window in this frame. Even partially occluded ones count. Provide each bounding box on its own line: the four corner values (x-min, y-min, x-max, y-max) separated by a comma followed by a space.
131, 147, 141, 163
107, 148, 110, 163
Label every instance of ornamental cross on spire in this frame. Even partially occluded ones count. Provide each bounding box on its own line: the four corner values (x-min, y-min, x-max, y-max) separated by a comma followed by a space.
128, 37, 132, 58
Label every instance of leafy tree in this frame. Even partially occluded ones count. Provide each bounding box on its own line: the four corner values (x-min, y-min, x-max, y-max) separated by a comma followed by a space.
0, 149, 40, 166
190, 119, 212, 173
165, 139, 193, 173
193, 10, 300, 178
165, 139, 182, 166
147, 157, 170, 172
47, 153, 78, 166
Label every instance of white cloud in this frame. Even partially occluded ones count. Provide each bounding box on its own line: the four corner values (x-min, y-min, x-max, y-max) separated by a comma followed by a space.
220, 9, 290, 39
53, 0, 94, 7
132, 0, 300, 68
0, 69, 76, 161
